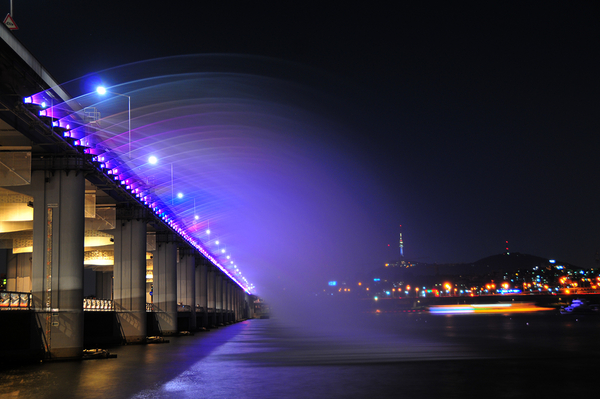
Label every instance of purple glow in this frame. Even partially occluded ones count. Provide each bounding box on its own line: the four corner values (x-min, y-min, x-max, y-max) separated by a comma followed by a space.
26, 55, 395, 295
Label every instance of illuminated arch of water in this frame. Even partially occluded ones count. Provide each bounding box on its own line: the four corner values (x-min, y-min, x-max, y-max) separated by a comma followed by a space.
26, 55, 381, 295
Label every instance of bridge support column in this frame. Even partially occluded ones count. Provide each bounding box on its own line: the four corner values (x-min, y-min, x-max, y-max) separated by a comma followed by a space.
195, 259, 208, 328
177, 250, 196, 330
245, 293, 252, 319
238, 289, 245, 320
96, 271, 112, 299
216, 273, 223, 325
230, 283, 235, 322
152, 240, 177, 335
6, 253, 31, 292
208, 266, 217, 327
31, 169, 85, 359
222, 276, 228, 323
239, 289, 245, 320
226, 281, 232, 323
223, 280, 229, 323
233, 285, 240, 321
113, 217, 147, 343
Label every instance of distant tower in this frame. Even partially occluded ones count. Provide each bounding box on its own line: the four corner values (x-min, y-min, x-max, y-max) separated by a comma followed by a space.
399, 225, 404, 258
505, 240, 509, 255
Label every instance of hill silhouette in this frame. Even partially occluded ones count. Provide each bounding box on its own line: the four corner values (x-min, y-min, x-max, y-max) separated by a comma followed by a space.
361, 252, 581, 283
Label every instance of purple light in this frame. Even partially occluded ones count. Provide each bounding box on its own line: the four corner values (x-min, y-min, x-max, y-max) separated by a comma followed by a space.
20, 80, 257, 294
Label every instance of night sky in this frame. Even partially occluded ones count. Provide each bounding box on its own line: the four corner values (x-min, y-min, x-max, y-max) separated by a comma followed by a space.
5, 2, 600, 295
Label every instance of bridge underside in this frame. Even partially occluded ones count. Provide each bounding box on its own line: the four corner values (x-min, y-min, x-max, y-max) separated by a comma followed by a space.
0, 22, 253, 361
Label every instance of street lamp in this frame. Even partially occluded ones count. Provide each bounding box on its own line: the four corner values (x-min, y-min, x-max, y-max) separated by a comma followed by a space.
147, 155, 176, 205
96, 86, 131, 159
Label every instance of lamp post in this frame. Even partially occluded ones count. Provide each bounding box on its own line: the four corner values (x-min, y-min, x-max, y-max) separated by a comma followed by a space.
148, 156, 177, 205
97, 86, 131, 159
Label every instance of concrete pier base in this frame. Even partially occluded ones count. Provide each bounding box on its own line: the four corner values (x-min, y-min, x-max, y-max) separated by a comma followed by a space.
153, 240, 178, 335
30, 169, 85, 359
114, 218, 147, 343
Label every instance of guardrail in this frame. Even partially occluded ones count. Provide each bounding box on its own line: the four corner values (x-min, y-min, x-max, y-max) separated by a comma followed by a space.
0, 293, 115, 311
83, 298, 113, 311
146, 303, 202, 312
0, 291, 32, 310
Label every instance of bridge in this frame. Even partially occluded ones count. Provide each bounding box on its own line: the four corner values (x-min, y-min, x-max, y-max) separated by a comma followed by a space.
0, 24, 255, 360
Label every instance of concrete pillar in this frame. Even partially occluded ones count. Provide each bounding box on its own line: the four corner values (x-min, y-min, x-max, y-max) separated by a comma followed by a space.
207, 266, 217, 327
238, 289, 243, 320
226, 281, 232, 322
216, 273, 223, 325
176, 251, 183, 304
230, 284, 235, 321
152, 240, 177, 335
233, 287, 238, 321
194, 260, 200, 311
177, 250, 196, 330
113, 218, 147, 343
245, 293, 252, 319
6, 252, 31, 292
196, 260, 208, 328
95, 271, 112, 299
223, 280, 229, 323
231, 284, 236, 321
31, 169, 85, 359
238, 289, 244, 320
238, 288, 242, 321
229, 283, 235, 322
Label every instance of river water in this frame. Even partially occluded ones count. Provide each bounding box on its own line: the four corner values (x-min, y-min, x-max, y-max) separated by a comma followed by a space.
1, 311, 599, 398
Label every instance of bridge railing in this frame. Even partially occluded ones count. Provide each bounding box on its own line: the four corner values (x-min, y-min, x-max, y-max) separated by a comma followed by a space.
83, 298, 113, 311
177, 304, 192, 312
0, 291, 32, 310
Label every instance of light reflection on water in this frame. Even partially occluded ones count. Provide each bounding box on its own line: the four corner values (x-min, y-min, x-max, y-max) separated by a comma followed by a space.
2, 313, 600, 398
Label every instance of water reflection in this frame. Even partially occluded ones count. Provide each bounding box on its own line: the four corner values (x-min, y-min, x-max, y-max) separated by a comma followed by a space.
2, 314, 600, 398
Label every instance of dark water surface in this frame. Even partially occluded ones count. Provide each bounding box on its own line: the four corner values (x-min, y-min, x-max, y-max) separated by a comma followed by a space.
1, 312, 599, 398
